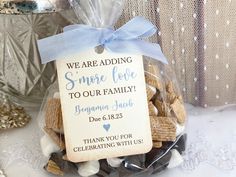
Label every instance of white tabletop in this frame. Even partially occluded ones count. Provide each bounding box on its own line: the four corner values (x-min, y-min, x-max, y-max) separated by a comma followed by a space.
1, 104, 236, 177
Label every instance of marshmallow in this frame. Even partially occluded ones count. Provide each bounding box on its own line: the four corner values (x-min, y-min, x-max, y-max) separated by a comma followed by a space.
78, 160, 100, 177
176, 124, 185, 136
107, 157, 124, 168
53, 92, 60, 98
40, 135, 60, 157
0, 170, 6, 177
167, 149, 184, 169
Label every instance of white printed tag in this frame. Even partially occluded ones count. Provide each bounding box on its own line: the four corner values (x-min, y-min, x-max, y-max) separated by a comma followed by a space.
56, 49, 152, 162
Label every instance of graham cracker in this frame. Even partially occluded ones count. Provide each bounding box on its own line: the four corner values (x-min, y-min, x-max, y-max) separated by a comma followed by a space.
170, 98, 186, 125
145, 72, 163, 91
45, 98, 63, 132
45, 160, 64, 176
154, 99, 170, 117
146, 85, 156, 101
166, 81, 175, 93
150, 116, 176, 142
166, 91, 177, 104
145, 64, 160, 76
148, 101, 158, 116
153, 141, 162, 148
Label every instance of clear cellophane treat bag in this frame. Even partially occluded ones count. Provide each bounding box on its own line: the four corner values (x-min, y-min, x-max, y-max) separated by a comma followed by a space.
38, 0, 187, 176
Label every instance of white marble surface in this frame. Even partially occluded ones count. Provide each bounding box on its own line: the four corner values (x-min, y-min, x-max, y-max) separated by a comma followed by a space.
153, 104, 236, 177
1, 104, 236, 177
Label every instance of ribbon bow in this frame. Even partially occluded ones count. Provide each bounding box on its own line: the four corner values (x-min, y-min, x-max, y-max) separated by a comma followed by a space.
37, 16, 168, 64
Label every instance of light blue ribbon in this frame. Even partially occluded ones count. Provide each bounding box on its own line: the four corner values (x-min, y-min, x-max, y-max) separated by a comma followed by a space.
37, 16, 168, 64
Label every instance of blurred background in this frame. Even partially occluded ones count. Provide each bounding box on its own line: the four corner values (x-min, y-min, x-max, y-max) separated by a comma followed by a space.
1, 0, 235, 107
118, 0, 236, 107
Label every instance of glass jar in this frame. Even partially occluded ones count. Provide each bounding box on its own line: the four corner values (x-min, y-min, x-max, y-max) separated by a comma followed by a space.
0, 0, 77, 107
